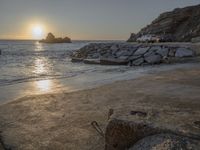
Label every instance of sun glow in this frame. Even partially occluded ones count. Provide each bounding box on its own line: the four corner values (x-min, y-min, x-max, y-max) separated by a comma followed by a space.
31, 24, 45, 39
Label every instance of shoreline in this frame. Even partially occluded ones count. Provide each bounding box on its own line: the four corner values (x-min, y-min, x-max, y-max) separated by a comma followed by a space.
0, 62, 199, 104
0, 62, 200, 149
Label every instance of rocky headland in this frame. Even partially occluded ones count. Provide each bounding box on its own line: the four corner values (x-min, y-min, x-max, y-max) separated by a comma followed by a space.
71, 43, 197, 66
127, 4, 200, 42
39, 33, 71, 43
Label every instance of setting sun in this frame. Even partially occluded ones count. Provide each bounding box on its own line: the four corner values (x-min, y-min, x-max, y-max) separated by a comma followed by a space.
31, 24, 45, 39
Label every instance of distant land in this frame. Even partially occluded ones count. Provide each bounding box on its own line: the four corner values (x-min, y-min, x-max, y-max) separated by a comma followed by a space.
39, 33, 71, 43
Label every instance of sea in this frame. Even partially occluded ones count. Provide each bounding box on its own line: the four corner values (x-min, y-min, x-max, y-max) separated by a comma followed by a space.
0, 40, 195, 103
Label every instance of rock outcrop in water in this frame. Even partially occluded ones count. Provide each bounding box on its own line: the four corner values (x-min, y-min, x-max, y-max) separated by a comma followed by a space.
71, 43, 196, 66
39, 33, 71, 43
127, 4, 200, 42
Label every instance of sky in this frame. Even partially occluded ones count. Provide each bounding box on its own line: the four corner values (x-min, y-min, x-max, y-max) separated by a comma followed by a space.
0, 0, 199, 40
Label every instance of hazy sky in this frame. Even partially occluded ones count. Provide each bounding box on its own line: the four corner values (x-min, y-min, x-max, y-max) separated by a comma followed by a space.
0, 0, 199, 40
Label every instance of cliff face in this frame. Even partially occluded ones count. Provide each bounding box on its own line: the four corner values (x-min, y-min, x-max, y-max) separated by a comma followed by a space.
128, 4, 200, 42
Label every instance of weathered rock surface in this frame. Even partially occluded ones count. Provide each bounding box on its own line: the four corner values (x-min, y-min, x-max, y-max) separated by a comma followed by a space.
134, 47, 149, 56
128, 4, 200, 42
100, 58, 129, 65
129, 134, 200, 150
144, 54, 162, 64
71, 43, 196, 66
83, 59, 100, 64
191, 37, 200, 43
132, 58, 144, 66
175, 48, 194, 57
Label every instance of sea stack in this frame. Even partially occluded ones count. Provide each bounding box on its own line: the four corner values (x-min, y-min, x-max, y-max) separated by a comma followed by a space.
39, 33, 72, 43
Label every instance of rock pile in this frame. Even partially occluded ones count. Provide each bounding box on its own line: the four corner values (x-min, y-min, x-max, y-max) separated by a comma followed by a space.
71, 43, 195, 66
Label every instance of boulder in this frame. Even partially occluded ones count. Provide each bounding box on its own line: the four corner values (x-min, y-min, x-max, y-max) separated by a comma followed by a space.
145, 54, 162, 64
100, 58, 129, 65
87, 53, 100, 59
110, 45, 119, 51
191, 37, 200, 43
149, 46, 162, 52
132, 58, 144, 66
128, 55, 142, 61
134, 47, 149, 56
71, 57, 83, 62
175, 48, 194, 58
129, 134, 200, 150
156, 48, 169, 57
105, 119, 167, 150
115, 50, 132, 57
144, 51, 155, 57
83, 59, 100, 64
168, 48, 176, 57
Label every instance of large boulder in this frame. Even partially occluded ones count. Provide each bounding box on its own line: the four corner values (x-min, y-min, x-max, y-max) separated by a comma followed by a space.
175, 48, 194, 57
129, 134, 200, 150
134, 47, 150, 56
83, 59, 100, 64
105, 119, 168, 150
191, 36, 200, 43
100, 58, 129, 65
156, 48, 169, 57
132, 58, 144, 66
145, 54, 162, 64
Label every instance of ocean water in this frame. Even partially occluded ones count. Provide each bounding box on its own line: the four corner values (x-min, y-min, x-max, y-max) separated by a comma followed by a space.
0, 40, 121, 86
0, 40, 196, 102
0, 40, 130, 102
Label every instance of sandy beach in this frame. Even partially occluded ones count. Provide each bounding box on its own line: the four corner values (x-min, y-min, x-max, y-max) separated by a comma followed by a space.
0, 62, 200, 149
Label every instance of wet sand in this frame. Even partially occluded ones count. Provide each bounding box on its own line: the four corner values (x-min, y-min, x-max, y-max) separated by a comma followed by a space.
0, 63, 200, 149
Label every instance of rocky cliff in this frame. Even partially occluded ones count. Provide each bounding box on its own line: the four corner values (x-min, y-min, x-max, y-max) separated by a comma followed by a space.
128, 4, 200, 42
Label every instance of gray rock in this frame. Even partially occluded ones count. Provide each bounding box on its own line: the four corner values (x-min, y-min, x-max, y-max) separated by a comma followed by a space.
175, 48, 194, 58
132, 58, 144, 66
110, 45, 118, 51
90, 53, 100, 59
71, 57, 83, 62
129, 133, 199, 150
118, 56, 129, 60
168, 48, 176, 57
144, 51, 155, 57
191, 36, 200, 43
149, 46, 162, 52
156, 48, 169, 57
105, 119, 167, 150
134, 47, 150, 56
100, 58, 129, 65
83, 59, 100, 64
116, 50, 132, 57
145, 54, 162, 64
128, 55, 142, 61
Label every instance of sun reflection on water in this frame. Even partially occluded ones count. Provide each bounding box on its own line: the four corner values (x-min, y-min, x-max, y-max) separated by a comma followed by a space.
33, 58, 47, 74
35, 80, 52, 92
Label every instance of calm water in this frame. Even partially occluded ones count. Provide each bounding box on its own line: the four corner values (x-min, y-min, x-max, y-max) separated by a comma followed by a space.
0, 40, 128, 102
0, 40, 194, 102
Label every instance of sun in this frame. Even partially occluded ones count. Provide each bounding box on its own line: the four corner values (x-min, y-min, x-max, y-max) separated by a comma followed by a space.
32, 25, 44, 39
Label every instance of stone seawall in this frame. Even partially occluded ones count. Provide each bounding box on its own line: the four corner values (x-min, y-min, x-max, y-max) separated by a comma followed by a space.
71, 43, 197, 66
